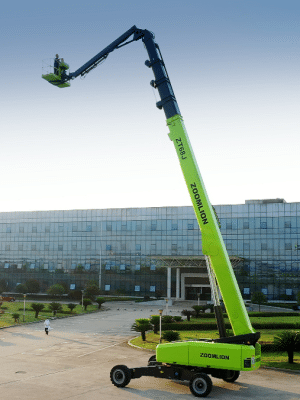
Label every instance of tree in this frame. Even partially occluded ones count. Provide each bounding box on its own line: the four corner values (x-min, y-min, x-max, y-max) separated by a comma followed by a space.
0, 278, 8, 294
48, 302, 63, 315
131, 318, 152, 341
274, 331, 300, 364
251, 291, 267, 312
150, 315, 160, 334
67, 303, 77, 313
16, 283, 27, 294
84, 280, 100, 301
82, 298, 92, 310
181, 309, 193, 321
47, 284, 65, 297
192, 305, 204, 318
95, 297, 106, 309
31, 303, 45, 318
25, 279, 40, 294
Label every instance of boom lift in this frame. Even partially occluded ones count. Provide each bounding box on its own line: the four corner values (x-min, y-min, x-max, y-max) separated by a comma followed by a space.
42, 26, 261, 397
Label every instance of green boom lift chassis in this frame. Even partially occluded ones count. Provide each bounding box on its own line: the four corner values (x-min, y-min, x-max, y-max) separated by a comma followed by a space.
43, 26, 261, 398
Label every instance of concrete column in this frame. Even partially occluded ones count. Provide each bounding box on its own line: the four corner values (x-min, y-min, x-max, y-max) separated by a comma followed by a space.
176, 267, 180, 299
167, 267, 171, 299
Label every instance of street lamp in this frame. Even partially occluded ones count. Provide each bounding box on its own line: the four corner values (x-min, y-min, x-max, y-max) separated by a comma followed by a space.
197, 292, 200, 306
165, 298, 169, 315
158, 309, 163, 343
81, 290, 84, 309
23, 294, 26, 322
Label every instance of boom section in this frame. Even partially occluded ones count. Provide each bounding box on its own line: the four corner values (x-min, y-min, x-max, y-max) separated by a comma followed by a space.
166, 114, 254, 336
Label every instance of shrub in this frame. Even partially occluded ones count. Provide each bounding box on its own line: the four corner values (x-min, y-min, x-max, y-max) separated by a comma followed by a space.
16, 283, 28, 294
25, 279, 40, 294
68, 289, 83, 301
31, 303, 45, 318
48, 302, 63, 315
131, 318, 152, 341
181, 309, 193, 321
82, 298, 92, 310
192, 306, 204, 318
274, 330, 300, 364
162, 331, 180, 342
173, 316, 183, 322
150, 315, 160, 334
161, 315, 173, 323
12, 313, 20, 322
67, 303, 77, 313
84, 281, 100, 301
95, 297, 106, 309
47, 284, 65, 297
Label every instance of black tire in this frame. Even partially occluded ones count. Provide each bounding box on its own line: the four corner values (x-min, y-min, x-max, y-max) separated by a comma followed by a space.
189, 373, 212, 397
110, 365, 131, 387
222, 370, 240, 383
148, 355, 157, 365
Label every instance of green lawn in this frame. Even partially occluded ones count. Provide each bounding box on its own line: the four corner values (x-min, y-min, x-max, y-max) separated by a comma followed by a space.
130, 330, 300, 371
0, 300, 99, 327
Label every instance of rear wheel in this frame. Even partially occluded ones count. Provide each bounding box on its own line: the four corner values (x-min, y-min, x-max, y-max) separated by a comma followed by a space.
189, 373, 212, 397
110, 365, 131, 387
222, 370, 240, 383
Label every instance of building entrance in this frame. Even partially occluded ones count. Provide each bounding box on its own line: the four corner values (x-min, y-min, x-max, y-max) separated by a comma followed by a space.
185, 286, 211, 301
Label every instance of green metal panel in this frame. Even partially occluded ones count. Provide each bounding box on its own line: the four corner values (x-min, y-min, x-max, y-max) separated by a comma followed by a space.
167, 114, 254, 336
156, 341, 261, 371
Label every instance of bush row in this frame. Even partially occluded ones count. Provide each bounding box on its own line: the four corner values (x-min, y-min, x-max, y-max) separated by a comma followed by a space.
161, 322, 300, 331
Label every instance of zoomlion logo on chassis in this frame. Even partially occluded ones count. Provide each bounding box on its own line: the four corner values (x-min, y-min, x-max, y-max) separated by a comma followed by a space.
200, 353, 230, 360
190, 183, 208, 225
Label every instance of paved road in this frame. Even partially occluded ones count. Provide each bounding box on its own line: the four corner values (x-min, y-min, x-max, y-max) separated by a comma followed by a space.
0, 302, 299, 399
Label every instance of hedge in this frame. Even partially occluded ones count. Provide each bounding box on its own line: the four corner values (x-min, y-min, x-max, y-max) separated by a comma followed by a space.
161, 322, 300, 331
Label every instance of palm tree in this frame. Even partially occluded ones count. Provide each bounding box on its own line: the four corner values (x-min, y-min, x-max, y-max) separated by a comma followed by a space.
31, 303, 45, 318
48, 302, 62, 315
131, 318, 152, 341
274, 331, 300, 364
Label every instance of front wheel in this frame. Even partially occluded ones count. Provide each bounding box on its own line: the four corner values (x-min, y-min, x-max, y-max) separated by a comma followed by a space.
222, 370, 240, 383
189, 373, 212, 397
110, 365, 131, 387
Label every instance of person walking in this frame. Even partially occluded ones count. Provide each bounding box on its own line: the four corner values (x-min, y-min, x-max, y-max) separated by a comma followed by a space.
44, 319, 51, 335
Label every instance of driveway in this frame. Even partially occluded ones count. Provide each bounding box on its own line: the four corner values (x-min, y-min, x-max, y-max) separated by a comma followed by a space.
0, 302, 299, 399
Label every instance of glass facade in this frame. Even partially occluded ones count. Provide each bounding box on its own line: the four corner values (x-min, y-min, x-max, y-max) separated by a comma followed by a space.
0, 199, 299, 300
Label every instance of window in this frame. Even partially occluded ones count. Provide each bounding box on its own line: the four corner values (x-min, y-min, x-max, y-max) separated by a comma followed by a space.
120, 264, 126, 271
260, 222, 267, 229
286, 289, 292, 296
135, 285, 140, 292
187, 243, 193, 251
151, 223, 157, 231
70, 284, 76, 290
106, 223, 112, 231
18, 244, 23, 251
59, 225, 64, 232
244, 243, 250, 251
45, 226, 50, 233
188, 223, 194, 230
72, 225, 78, 232
261, 243, 267, 251
171, 223, 178, 231
19, 226, 24, 233
105, 285, 111, 291
106, 245, 111, 251
285, 221, 291, 228
226, 222, 232, 230
58, 245, 63, 251
243, 288, 250, 295
121, 222, 127, 231
105, 264, 111, 270
243, 221, 249, 229
86, 225, 92, 232
72, 244, 77, 251
261, 288, 268, 295
30, 263, 35, 270
135, 265, 141, 271
85, 263, 90, 270
135, 244, 141, 251
4, 263, 9, 269
5, 245, 10, 251
171, 244, 177, 251
285, 243, 292, 250
32, 226, 37, 233
150, 265, 156, 271
6, 226, 11, 233
45, 244, 49, 251
136, 223, 142, 231
32, 244, 36, 251
150, 286, 156, 292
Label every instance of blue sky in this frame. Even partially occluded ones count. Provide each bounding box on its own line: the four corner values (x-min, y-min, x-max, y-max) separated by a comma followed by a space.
0, 1, 299, 211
